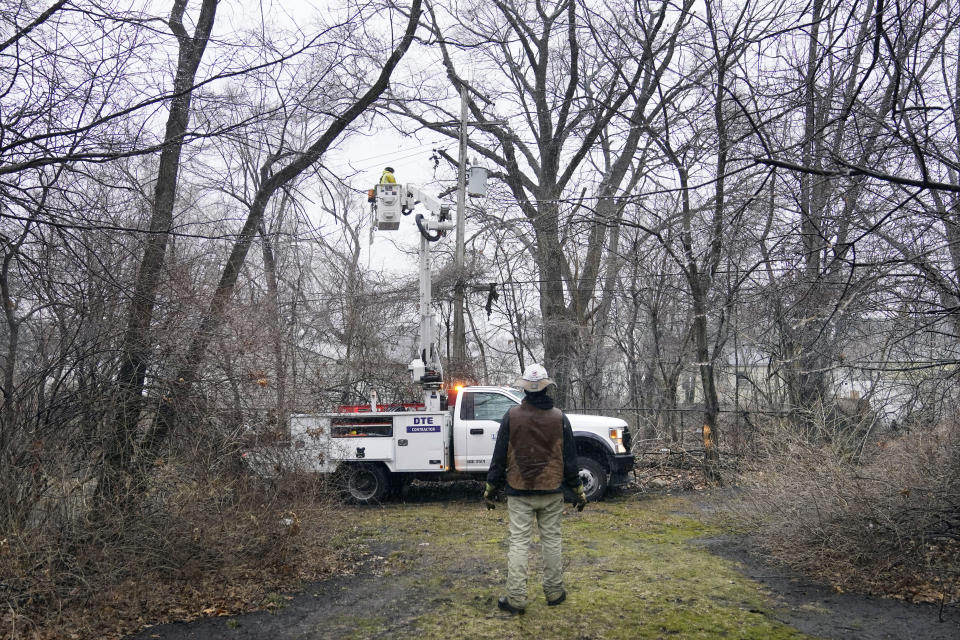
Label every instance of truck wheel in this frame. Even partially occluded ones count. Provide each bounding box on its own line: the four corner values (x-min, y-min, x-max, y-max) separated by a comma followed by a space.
577, 456, 608, 502
342, 463, 390, 504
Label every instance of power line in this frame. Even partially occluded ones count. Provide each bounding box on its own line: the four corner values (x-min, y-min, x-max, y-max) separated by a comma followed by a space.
0, 209, 350, 243
341, 141, 448, 172
490, 269, 959, 285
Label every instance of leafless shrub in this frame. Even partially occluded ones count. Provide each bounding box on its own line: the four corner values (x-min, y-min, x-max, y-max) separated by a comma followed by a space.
731, 416, 960, 602
0, 428, 348, 639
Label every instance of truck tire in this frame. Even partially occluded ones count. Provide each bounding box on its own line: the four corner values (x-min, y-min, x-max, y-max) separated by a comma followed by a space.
341, 463, 391, 504
577, 455, 608, 502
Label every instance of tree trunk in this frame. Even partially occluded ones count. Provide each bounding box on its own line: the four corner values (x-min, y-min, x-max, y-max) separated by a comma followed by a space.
692, 295, 721, 482
97, 0, 218, 506
259, 220, 287, 435
534, 198, 577, 406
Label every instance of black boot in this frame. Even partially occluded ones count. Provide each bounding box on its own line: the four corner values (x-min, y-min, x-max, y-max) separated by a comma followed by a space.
497, 597, 525, 615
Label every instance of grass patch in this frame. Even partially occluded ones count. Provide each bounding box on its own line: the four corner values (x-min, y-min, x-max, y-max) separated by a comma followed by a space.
339, 495, 812, 640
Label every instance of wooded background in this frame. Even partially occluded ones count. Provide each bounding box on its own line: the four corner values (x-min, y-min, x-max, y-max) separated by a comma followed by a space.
2, 0, 959, 630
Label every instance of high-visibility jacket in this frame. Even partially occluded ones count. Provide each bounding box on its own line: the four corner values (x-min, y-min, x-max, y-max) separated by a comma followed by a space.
380, 170, 397, 184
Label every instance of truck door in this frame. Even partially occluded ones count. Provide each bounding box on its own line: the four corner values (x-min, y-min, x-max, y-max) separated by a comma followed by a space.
460, 390, 518, 472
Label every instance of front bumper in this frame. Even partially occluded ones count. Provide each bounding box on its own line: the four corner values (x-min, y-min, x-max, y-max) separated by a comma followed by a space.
607, 453, 635, 486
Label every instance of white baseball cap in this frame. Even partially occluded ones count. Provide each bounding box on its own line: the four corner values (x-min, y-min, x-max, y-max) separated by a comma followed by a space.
514, 363, 555, 392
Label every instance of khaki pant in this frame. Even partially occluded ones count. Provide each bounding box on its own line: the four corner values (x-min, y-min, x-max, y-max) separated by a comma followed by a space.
505, 493, 565, 608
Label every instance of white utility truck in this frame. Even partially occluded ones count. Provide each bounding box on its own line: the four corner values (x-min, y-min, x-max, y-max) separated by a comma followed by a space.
246, 182, 634, 503
274, 384, 634, 504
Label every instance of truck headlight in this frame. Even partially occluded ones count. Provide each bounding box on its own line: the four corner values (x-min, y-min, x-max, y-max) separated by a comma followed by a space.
609, 427, 626, 454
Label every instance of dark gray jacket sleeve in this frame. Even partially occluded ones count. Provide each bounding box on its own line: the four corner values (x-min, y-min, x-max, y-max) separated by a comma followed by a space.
562, 415, 581, 490
486, 410, 510, 487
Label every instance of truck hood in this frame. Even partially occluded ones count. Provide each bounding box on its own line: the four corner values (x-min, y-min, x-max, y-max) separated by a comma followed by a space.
566, 413, 627, 431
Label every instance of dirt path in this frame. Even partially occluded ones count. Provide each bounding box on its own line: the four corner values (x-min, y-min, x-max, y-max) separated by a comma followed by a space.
126, 489, 959, 640
697, 536, 956, 640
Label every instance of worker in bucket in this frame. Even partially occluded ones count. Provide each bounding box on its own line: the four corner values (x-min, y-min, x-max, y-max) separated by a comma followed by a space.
369, 166, 397, 203
380, 166, 397, 184
483, 363, 587, 614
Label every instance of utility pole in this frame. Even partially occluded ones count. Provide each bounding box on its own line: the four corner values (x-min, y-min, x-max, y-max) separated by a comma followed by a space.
452, 83, 468, 373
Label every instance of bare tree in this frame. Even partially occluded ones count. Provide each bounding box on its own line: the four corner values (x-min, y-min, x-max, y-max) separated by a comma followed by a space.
610, 227, 693, 442
99, 0, 219, 506
139, 0, 424, 460
390, 0, 693, 406
748, 0, 959, 431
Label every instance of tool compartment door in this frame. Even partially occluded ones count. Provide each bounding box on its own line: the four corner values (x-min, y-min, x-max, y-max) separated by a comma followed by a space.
325, 414, 396, 462
393, 413, 448, 472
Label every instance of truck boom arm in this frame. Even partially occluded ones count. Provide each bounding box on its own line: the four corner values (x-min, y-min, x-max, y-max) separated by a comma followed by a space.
402, 184, 448, 219
375, 184, 453, 411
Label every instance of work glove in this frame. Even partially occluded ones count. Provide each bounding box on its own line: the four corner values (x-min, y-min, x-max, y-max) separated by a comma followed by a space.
483, 482, 497, 510
573, 485, 588, 512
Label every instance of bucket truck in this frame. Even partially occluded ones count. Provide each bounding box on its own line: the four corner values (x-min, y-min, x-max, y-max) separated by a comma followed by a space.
243, 183, 635, 503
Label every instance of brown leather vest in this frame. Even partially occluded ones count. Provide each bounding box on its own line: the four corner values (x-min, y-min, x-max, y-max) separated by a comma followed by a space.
506, 403, 564, 491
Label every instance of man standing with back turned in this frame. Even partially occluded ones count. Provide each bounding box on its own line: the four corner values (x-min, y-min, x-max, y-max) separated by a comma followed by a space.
483, 363, 588, 614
